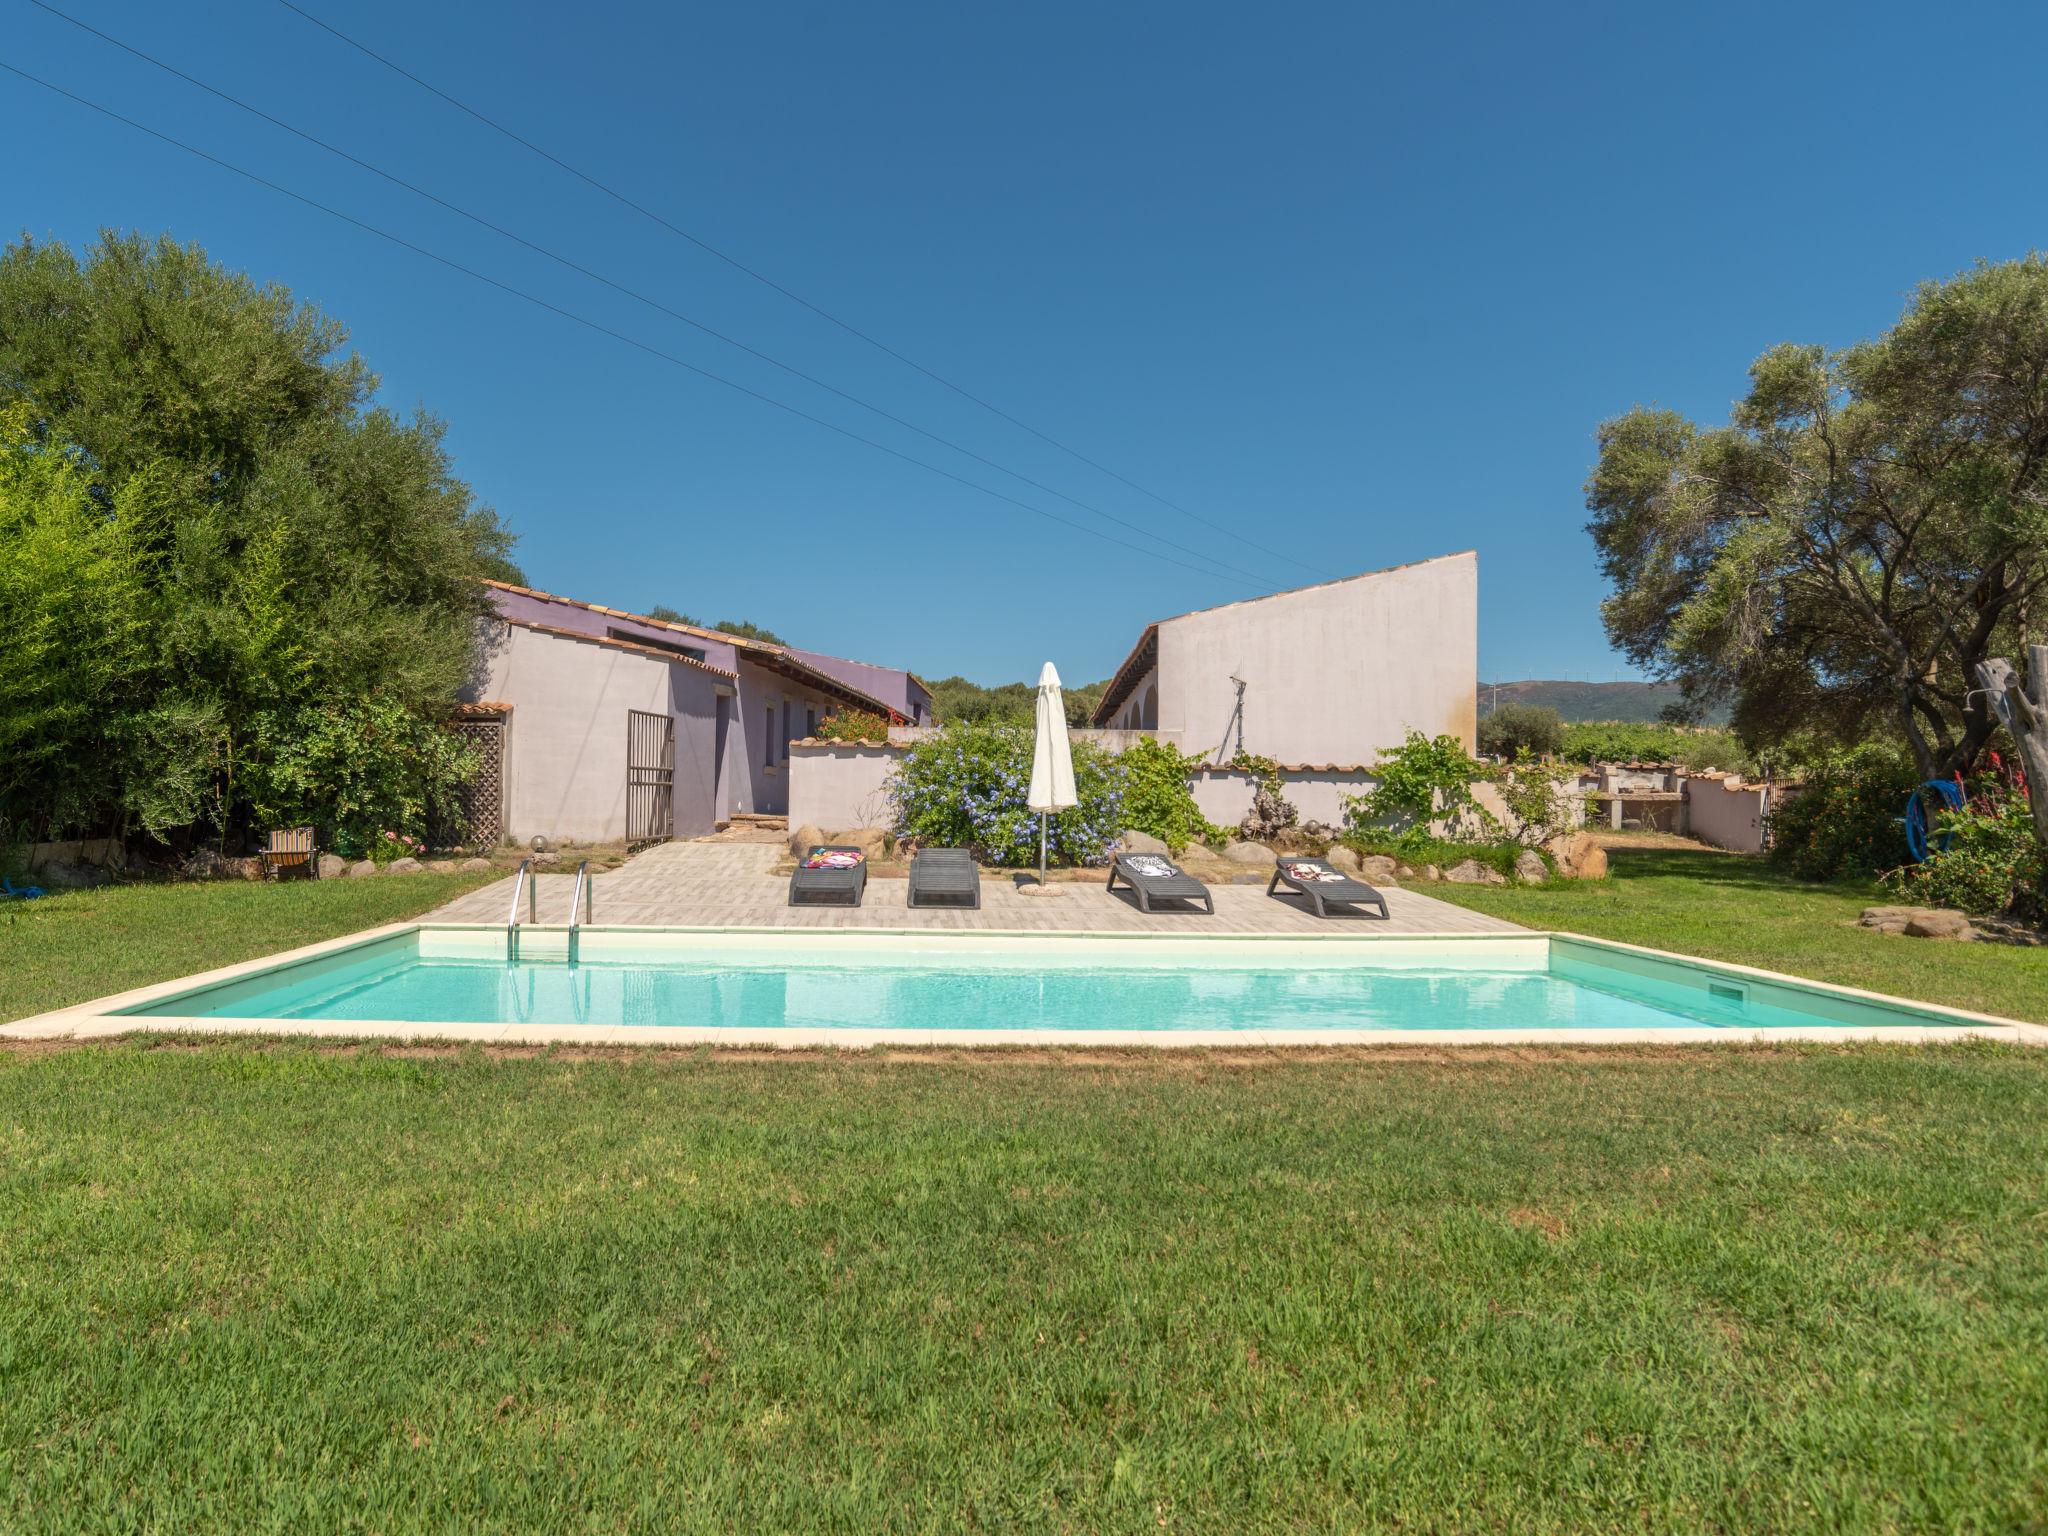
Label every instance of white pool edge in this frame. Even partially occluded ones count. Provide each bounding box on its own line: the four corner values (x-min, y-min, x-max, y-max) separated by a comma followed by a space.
4, 921, 2043, 1049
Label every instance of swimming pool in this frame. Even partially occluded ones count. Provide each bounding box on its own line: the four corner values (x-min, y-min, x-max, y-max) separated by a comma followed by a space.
42, 926, 2017, 1046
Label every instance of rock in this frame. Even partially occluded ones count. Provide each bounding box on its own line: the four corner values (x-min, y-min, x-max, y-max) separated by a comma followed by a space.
347, 859, 377, 879
789, 823, 828, 858
35, 860, 109, 889
1323, 845, 1363, 874
1421, 865, 1443, 882
828, 827, 891, 861
384, 857, 423, 875
1576, 847, 1609, 880
1220, 840, 1275, 865
1861, 905, 1977, 941
425, 860, 457, 874
315, 853, 347, 881
1514, 849, 1550, 884
1546, 830, 1600, 878
1444, 859, 1506, 885
1121, 829, 1170, 857
530, 850, 561, 868
1359, 854, 1400, 884
459, 856, 494, 872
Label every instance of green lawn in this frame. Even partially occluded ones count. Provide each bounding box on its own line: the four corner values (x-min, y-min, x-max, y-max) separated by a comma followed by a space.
1419, 845, 2048, 1023
1, 1042, 2043, 1531
0, 874, 501, 1024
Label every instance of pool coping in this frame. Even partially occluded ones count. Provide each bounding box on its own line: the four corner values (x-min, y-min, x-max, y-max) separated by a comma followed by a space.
4, 921, 2044, 1049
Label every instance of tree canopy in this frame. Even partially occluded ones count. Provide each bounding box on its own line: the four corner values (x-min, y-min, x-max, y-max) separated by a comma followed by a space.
1588, 257, 2048, 777
645, 606, 786, 645
0, 231, 518, 849
925, 674, 1107, 729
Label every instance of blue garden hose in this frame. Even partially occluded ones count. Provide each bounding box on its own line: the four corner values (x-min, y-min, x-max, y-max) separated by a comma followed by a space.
1903, 778, 1965, 862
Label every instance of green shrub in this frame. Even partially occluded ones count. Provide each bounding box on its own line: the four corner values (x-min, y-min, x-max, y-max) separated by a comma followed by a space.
1338, 832, 1544, 879
1766, 745, 1920, 880
1883, 785, 2041, 917
1120, 737, 1228, 853
1478, 704, 1562, 760
1485, 756, 1577, 848
1559, 722, 1753, 773
1347, 732, 1496, 850
244, 697, 478, 858
889, 724, 1125, 867
815, 709, 892, 743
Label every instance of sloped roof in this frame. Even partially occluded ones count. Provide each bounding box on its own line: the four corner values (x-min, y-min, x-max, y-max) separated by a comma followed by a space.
500, 617, 740, 678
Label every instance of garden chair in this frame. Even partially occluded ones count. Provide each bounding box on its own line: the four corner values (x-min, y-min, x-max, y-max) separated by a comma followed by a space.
908, 847, 980, 909
260, 826, 318, 880
1267, 856, 1389, 920
789, 845, 868, 907
1106, 852, 1213, 914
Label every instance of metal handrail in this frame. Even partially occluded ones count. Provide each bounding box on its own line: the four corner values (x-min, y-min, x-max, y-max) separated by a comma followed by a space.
566, 859, 591, 965
506, 856, 536, 960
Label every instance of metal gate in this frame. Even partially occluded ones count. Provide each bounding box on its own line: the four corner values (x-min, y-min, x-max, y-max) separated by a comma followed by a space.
625, 709, 675, 843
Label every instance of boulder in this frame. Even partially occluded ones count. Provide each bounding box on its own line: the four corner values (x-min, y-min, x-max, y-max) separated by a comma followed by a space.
1576, 846, 1610, 880
1359, 854, 1400, 885
459, 856, 495, 872
1514, 849, 1550, 884
530, 850, 562, 868
1420, 865, 1443, 882
828, 827, 891, 861
1861, 905, 1976, 941
1220, 840, 1275, 866
315, 853, 347, 881
384, 856, 423, 875
1323, 845, 1363, 874
425, 860, 457, 874
346, 859, 377, 879
36, 860, 109, 889
1546, 830, 1600, 878
788, 823, 828, 858
1120, 829, 1170, 857
1444, 858, 1507, 886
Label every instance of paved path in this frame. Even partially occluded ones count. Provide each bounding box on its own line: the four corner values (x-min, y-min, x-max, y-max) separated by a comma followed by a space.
429, 841, 1524, 935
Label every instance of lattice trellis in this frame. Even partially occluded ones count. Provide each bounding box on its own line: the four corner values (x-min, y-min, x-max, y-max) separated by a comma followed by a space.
450, 718, 505, 846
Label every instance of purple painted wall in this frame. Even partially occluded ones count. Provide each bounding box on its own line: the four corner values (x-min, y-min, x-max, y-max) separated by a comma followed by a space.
487, 588, 742, 675
787, 647, 932, 724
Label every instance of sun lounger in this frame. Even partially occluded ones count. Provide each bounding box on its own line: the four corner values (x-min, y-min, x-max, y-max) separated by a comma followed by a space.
1267, 856, 1389, 920
908, 847, 980, 909
1106, 852, 1213, 914
260, 826, 317, 880
789, 845, 868, 907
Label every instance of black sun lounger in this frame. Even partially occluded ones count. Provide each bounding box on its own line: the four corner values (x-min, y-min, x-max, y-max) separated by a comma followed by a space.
789, 845, 868, 907
1106, 852, 1214, 914
1267, 856, 1389, 920
908, 847, 981, 908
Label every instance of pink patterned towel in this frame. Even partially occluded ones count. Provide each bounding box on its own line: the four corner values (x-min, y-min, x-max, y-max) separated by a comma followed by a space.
803, 850, 865, 869
1282, 860, 1345, 884
1123, 854, 1177, 879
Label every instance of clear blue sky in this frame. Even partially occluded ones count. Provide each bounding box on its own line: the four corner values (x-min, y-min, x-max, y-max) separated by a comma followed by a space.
11, 1, 2045, 686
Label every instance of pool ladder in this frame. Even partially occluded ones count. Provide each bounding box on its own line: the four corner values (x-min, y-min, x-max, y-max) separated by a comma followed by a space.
506, 858, 592, 963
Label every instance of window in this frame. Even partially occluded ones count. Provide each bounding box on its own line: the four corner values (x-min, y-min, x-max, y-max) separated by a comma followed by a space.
764, 706, 774, 768
782, 701, 792, 753
806, 707, 817, 738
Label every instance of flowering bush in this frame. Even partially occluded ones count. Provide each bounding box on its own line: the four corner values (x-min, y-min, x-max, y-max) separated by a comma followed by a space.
815, 709, 892, 743
371, 829, 427, 867
890, 724, 1126, 867
1883, 781, 2041, 917
1767, 745, 1919, 880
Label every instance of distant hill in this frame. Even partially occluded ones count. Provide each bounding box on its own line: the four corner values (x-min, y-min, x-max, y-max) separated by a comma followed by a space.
1477, 679, 1717, 724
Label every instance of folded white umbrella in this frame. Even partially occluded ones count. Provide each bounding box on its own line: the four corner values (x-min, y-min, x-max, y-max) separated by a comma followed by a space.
1028, 661, 1078, 884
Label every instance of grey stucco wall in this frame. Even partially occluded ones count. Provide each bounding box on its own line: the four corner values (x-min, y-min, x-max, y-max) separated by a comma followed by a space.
1157, 552, 1478, 764
787, 743, 901, 830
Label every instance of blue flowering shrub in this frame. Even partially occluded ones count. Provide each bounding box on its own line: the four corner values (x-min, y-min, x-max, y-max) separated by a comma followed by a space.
890, 724, 1127, 867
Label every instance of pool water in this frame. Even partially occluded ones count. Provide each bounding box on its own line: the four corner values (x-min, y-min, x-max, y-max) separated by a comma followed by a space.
123, 931, 1918, 1034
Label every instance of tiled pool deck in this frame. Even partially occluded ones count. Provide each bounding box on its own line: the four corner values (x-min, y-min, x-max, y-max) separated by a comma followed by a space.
425, 842, 1528, 934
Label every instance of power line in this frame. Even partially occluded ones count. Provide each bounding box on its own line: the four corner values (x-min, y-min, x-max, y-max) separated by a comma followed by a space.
270, 0, 1328, 581
27, 0, 1281, 592
0, 59, 1271, 594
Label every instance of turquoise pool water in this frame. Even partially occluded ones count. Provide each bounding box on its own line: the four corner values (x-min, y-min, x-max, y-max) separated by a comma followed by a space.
122, 931, 1918, 1033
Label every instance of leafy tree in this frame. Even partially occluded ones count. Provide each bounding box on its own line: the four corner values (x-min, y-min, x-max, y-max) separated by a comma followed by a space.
645, 605, 786, 645
1477, 702, 1563, 760
926, 674, 1107, 728
1588, 257, 2048, 778
0, 231, 515, 844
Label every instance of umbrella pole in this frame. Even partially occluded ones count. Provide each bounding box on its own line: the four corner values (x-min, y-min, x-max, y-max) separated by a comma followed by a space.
1039, 812, 1047, 886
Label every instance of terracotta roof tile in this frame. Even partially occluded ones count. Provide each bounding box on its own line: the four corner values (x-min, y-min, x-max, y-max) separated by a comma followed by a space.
500, 617, 740, 678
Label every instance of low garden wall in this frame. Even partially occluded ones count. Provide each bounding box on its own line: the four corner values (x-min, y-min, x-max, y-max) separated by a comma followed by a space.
785, 742, 900, 831
1189, 767, 1376, 828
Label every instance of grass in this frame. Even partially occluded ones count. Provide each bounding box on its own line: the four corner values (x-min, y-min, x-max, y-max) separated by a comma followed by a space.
1418, 845, 2048, 1023
0, 873, 501, 1024
1, 1041, 2044, 1530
